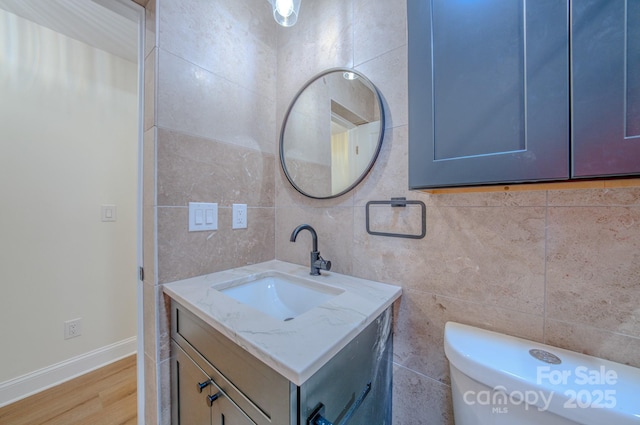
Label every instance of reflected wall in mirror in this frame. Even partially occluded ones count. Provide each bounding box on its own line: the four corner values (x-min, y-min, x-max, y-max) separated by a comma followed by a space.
280, 68, 385, 199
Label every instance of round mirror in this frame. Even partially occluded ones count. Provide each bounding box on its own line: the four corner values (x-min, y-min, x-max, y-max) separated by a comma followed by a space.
280, 68, 385, 199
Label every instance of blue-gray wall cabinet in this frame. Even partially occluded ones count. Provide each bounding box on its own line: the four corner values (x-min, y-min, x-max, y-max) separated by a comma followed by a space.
408, 0, 570, 189
572, 0, 640, 177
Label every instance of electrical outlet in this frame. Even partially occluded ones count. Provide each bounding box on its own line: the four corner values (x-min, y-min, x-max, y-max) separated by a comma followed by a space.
64, 318, 82, 340
232, 204, 247, 229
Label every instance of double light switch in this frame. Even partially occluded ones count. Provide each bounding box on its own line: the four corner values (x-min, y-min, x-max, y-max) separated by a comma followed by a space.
189, 202, 218, 232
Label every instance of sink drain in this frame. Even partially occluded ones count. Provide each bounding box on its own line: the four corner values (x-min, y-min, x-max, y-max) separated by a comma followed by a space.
284, 317, 294, 321
529, 349, 562, 364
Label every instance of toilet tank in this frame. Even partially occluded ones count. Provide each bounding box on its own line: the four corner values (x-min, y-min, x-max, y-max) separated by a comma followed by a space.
444, 322, 640, 425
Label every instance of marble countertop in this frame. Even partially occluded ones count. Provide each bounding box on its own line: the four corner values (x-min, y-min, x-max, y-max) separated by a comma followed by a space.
163, 260, 402, 386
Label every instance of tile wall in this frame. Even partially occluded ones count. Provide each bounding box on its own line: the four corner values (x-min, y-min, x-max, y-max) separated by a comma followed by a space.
142, 0, 640, 423
273, 0, 640, 423
143, 0, 277, 422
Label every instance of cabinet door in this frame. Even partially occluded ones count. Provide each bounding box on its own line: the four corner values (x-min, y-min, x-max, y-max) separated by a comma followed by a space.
572, 0, 640, 177
211, 397, 257, 425
173, 346, 212, 425
408, 0, 570, 189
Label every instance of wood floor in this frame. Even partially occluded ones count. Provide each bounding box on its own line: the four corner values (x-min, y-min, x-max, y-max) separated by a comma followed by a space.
0, 355, 137, 425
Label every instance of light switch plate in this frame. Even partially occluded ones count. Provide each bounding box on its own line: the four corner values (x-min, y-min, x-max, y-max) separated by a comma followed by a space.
189, 202, 217, 231
232, 204, 247, 229
101, 205, 117, 222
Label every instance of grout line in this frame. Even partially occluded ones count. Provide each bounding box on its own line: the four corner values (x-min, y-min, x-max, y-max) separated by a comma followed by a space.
401, 286, 544, 319
547, 317, 640, 341
154, 124, 278, 157
392, 362, 451, 388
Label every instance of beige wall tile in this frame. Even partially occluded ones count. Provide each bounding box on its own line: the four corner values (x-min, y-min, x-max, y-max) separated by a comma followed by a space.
548, 187, 640, 206
143, 281, 157, 356
144, 49, 156, 132
353, 125, 417, 206
158, 289, 172, 362
157, 357, 172, 425
142, 127, 157, 283
142, 205, 156, 285
144, 0, 156, 58
545, 319, 640, 368
547, 206, 640, 337
143, 127, 156, 208
156, 50, 276, 155
392, 289, 544, 383
143, 23, 157, 400
275, 205, 353, 276
144, 352, 158, 425
353, 205, 547, 314
426, 190, 547, 207
158, 0, 277, 101
353, 0, 406, 66
158, 206, 275, 284
156, 128, 275, 207
393, 364, 454, 425
276, 0, 354, 125
143, 281, 170, 362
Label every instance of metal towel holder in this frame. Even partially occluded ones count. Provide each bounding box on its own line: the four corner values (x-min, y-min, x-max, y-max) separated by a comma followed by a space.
365, 197, 426, 239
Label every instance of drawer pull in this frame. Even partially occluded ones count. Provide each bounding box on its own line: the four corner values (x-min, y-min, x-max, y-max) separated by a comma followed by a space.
207, 392, 222, 407
197, 380, 211, 393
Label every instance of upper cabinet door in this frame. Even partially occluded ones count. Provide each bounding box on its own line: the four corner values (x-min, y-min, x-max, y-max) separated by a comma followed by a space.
572, 0, 640, 177
408, 0, 570, 189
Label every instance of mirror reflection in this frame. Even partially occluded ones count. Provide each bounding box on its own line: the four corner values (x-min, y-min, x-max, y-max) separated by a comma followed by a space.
280, 69, 385, 199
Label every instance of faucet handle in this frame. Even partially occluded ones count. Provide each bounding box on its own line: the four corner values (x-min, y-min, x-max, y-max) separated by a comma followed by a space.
314, 255, 331, 272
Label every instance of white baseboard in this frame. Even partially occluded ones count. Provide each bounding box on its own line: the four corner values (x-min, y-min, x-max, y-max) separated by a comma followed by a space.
0, 337, 137, 408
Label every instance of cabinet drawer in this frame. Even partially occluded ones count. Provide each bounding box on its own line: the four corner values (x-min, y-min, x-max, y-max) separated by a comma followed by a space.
172, 342, 257, 425
171, 301, 293, 425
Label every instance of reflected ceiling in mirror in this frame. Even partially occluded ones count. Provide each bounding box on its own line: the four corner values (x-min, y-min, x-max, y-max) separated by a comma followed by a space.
280, 68, 385, 199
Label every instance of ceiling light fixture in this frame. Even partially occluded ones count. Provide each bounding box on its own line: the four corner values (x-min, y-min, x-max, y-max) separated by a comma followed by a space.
343, 72, 358, 80
271, 0, 300, 27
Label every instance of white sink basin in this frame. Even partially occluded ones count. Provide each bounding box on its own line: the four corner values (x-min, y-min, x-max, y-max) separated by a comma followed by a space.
219, 271, 344, 321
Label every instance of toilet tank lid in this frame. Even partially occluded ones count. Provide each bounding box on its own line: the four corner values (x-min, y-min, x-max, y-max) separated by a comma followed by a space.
444, 322, 640, 425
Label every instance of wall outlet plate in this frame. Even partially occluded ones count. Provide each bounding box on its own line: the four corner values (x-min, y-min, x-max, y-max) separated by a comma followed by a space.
232, 204, 247, 229
64, 318, 82, 339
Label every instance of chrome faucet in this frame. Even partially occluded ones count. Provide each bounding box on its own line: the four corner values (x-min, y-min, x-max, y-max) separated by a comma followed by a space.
290, 224, 332, 276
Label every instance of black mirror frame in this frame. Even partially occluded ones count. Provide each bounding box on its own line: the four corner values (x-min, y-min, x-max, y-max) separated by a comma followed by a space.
279, 68, 385, 199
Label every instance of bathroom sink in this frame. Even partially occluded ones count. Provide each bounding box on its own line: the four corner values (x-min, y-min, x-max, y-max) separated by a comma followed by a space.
218, 272, 344, 321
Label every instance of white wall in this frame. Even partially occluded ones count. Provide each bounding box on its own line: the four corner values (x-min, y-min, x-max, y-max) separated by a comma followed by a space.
0, 10, 138, 386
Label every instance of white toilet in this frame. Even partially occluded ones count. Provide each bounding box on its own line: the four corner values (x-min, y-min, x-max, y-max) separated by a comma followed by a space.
444, 322, 640, 425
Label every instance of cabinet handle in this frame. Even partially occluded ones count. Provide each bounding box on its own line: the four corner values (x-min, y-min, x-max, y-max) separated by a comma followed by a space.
307, 382, 372, 425
197, 380, 211, 393
207, 392, 222, 407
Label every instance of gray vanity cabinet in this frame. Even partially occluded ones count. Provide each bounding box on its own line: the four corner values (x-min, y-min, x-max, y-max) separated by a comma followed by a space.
172, 345, 214, 424
170, 300, 394, 425
572, 0, 640, 177
172, 343, 255, 425
407, 0, 570, 189
408, 0, 640, 189
171, 302, 293, 425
